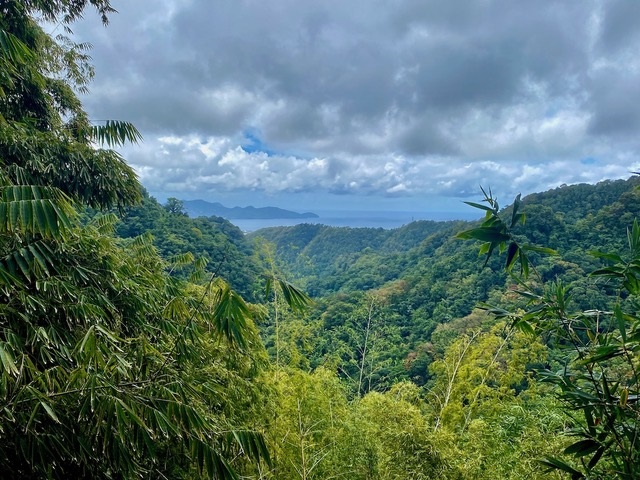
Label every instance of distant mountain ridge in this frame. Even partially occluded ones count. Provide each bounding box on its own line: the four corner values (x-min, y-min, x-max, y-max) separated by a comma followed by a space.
182, 199, 319, 219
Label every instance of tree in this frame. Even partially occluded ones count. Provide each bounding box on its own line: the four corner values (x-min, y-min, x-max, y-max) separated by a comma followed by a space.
425, 322, 564, 479
0, 1, 141, 209
262, 368, 352, 480
353, 383, 446, 479
0, 2, 269, 478
165, 197, 187, 216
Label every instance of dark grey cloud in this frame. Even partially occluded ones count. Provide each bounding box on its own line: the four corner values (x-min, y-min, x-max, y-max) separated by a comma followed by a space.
589, 70, 640, 137
598, 0, 640, 54
74, 0, 640, 206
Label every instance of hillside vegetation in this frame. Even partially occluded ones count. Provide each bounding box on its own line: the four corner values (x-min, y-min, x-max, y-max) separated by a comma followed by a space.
4, 1, 640, 478
113, 176, 640, 478
250, 178, 640, 384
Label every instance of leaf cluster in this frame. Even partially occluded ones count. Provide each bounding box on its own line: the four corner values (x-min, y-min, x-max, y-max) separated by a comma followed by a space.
0, 2, 273, 478
461, 188, 640, 479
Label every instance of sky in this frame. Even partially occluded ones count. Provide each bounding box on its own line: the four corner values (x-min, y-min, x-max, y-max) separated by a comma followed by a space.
73, 0, 640, 214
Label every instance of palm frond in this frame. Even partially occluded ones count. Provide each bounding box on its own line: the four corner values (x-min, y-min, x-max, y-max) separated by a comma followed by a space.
0, 185, 74, 237
90, 120, 143, 147
89, 213, 119, 234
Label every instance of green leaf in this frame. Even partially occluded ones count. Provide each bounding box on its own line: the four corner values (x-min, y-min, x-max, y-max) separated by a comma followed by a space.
463, 201, 494, 212
590, 250, 623, 263
278, 279, 312, 313
505, 242, 519, 270
583, 344, 624, 364
520, 251, 529, 278
564, 439, 600, 457
264, 276, 274, 300
520, 244, 559, 256
539, 456, 584, 478
513, 319, 535, 335
615, 304, 627, 343
90, 120, 143, 147
212, 283, 250, 347
229, 430, 272, 466
0, 28, 36, 73
0, 343, 18, 375
510, 193, 522, 227
455, 227, 510, 243
587, 445, 607, 469
40, 401, 61, 424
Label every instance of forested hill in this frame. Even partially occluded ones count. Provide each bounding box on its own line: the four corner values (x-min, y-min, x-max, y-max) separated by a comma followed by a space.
521, 177, 640, 222
249, 177, 640, 387
111, 177, 640, 306
183, 199, 319, 219
114, 191, 260, 298
252, 177, 640, 297
109, 177, 640, 386
249, 220, 458, 292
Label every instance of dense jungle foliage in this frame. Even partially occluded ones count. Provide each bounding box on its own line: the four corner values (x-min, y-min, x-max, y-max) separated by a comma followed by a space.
251, 177, 640, 388
3, 2, 640, 478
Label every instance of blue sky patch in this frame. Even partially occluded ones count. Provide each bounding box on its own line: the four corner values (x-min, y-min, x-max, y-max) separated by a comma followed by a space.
242, 129, 277, 156
581, 157, 599, 166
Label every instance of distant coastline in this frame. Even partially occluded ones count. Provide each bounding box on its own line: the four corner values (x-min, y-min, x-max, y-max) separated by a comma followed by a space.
182, 199, 318, 220
228, 209, 481, 233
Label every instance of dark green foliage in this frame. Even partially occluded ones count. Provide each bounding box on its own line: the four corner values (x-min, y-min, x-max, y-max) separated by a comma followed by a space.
0, 218, 270, 479
0, 2, 141, 210
0, 2, 271, 478
115, 191, 259, 299
255, 178, 640, 391
522, 178, 640, 224
251, 221, 463, 296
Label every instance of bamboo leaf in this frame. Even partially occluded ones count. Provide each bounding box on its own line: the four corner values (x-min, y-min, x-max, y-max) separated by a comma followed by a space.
505, 242, 519, 270
539, 456, 584, 478
40, 401, 61, 424
564, 439, 600, 457
455, 227, 510, 243
513, 319, 535, 335
510, 193, 522, 227
213, 284, 250, 347
90, 120, 143, 147
520, 244, 559, 256
615, 304, 627, 343
277, 279, 312, 313
463, 201, 494, 212
0, 343, 18, 375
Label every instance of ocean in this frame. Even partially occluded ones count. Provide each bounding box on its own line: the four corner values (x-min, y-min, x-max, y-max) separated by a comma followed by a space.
229, 210, 480, 233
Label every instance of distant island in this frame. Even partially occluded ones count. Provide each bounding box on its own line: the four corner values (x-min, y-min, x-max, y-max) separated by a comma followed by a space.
182, 199, 319, 220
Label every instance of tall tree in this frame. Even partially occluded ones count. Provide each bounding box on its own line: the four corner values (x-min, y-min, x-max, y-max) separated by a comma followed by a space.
0, 2, 269, 478
164, 197, 186, 216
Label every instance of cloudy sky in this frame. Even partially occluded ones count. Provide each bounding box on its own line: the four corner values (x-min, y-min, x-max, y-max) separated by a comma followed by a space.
74, 0, 640, 214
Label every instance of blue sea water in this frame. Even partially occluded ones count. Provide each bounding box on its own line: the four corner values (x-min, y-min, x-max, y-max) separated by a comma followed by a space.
230, 210, 480, 233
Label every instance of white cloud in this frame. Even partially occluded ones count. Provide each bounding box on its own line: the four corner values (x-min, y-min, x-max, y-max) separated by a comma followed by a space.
73, 0, 640, 208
